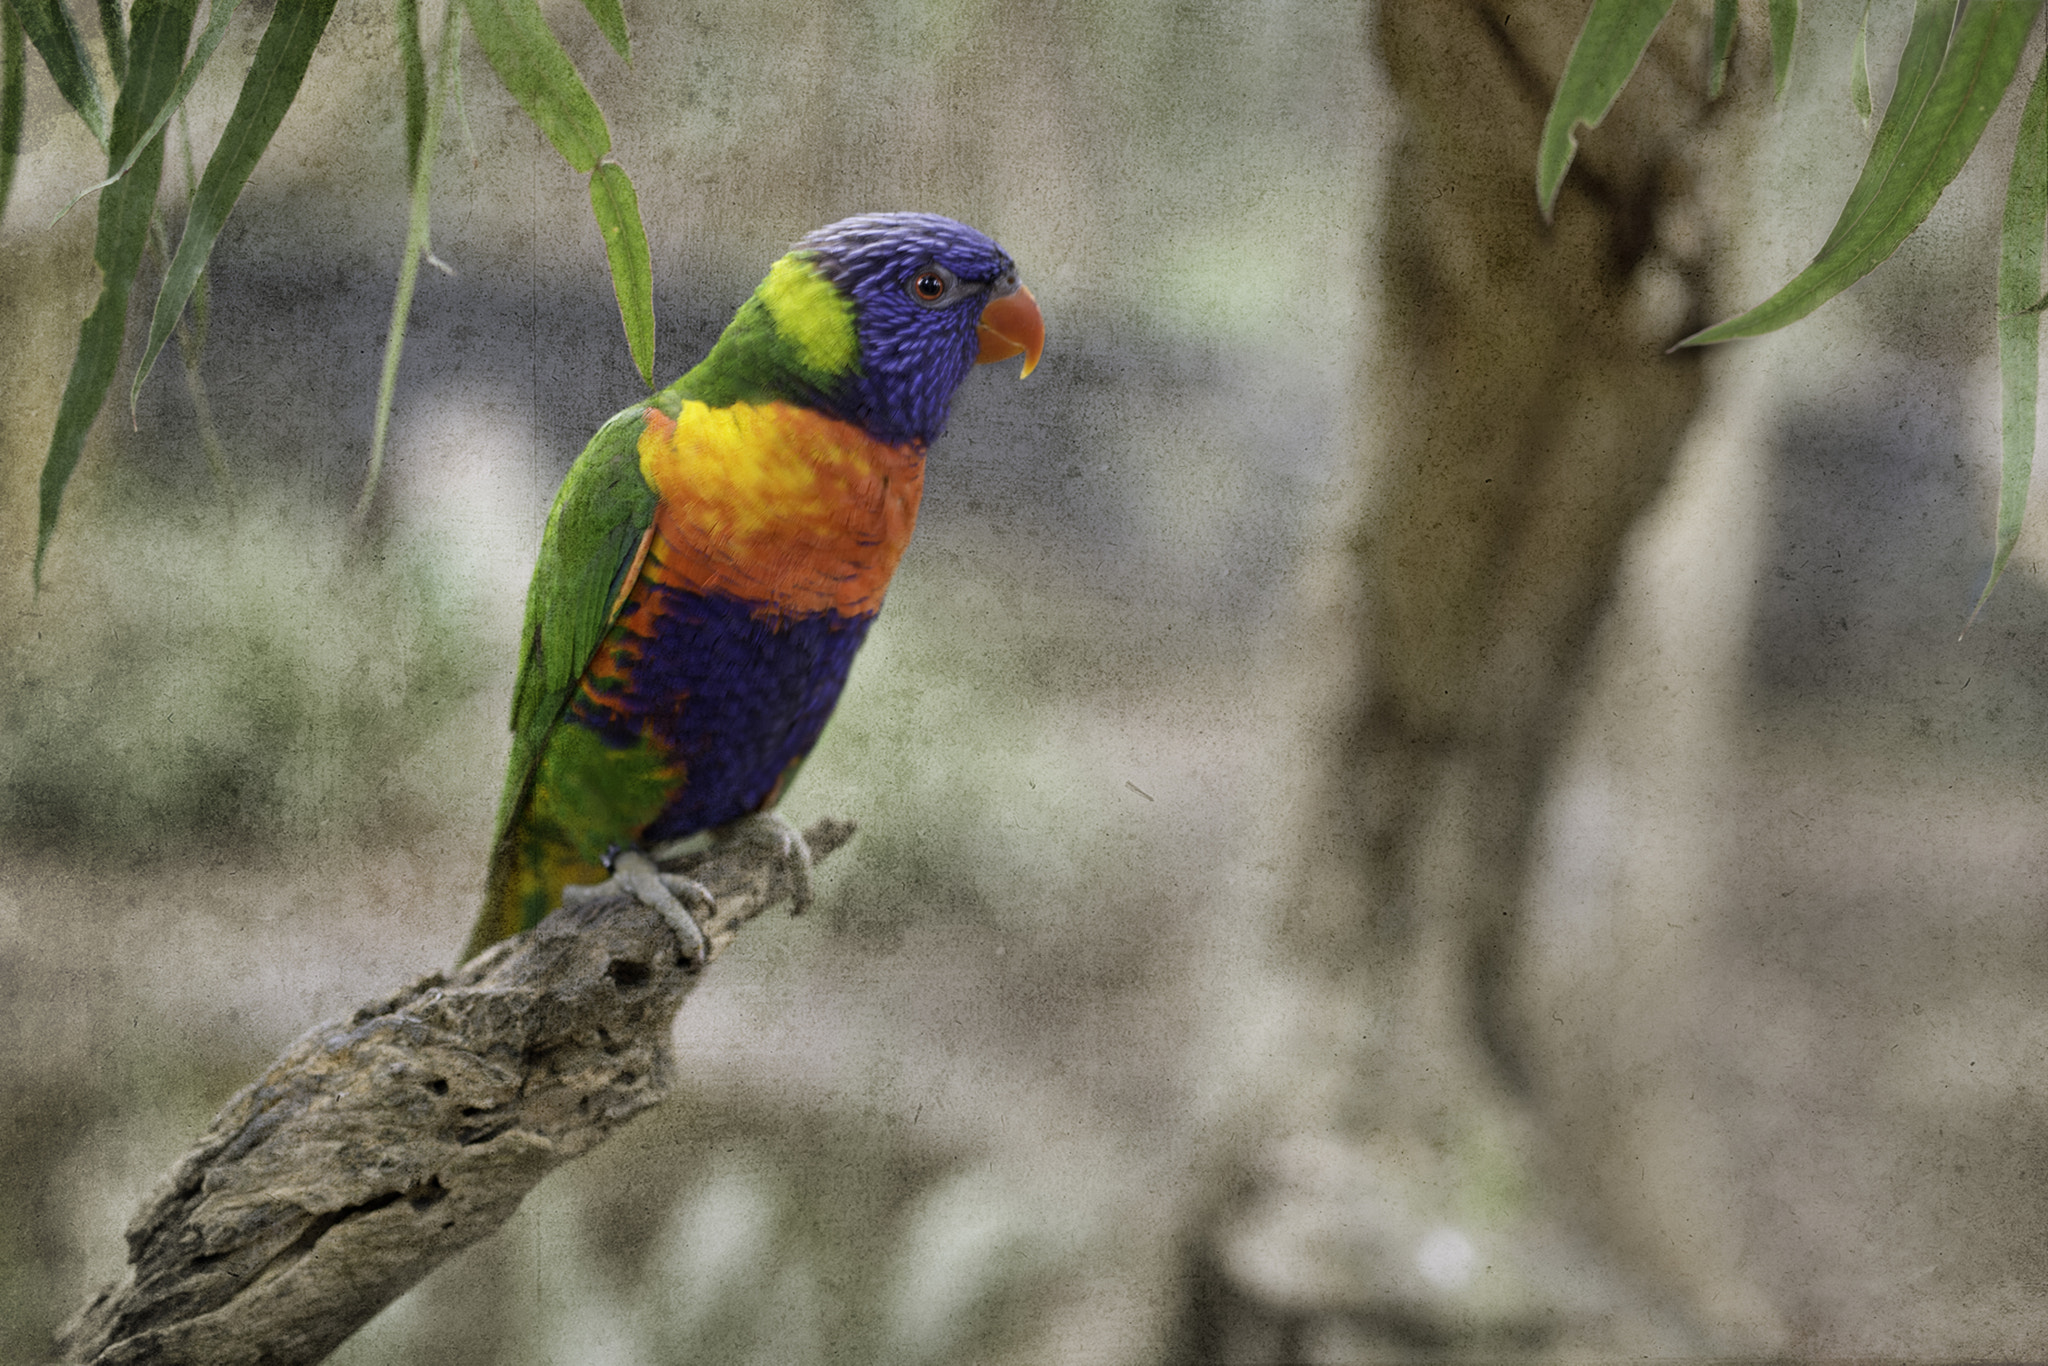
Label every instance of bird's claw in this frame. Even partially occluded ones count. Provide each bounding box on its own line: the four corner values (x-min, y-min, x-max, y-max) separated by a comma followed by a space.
726, 812, 815, 915
563, 848, 713, 966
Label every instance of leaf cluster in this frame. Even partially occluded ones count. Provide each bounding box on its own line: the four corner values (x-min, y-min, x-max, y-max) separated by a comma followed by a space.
1541, 0, 2046, 615
1, 0, 661, 585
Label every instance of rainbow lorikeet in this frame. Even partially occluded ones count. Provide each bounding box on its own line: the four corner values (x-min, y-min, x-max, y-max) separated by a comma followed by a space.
464, 213, 1044, 963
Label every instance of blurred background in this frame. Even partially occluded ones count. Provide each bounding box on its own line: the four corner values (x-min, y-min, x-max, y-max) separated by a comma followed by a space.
6, 0, 2048, 1360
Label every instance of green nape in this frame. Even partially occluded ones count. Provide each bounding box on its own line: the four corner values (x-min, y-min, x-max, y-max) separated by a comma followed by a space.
656, 253, 858, 415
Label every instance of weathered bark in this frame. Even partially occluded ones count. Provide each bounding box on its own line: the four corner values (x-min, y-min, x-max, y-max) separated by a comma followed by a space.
1184, 2, 1747, 1356
56, 820, 853, 1366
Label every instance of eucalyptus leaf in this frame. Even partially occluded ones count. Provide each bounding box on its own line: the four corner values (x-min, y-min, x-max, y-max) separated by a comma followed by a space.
397, 0, 427, 184
8, 0, 108, 147
95, 0, 124, 81
1822, 0, 1956, 260
1680, 1, 2038, 348
1, 3, 23, 225
61, 0, 244, 222
35, 0, 200, 586
1973, 48, 2048, 619
578, 0, 627, 60
1852, 0, 1876, 119
1535, 0, 1678, 219
463, 0, 609, 173
133, 0, 340, 410
590, 158, 653, 385
358, 0, 463, 523
1709, 0, 1738, 99
1769, 0, 1799, 99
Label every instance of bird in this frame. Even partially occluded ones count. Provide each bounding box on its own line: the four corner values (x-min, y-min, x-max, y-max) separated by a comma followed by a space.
463, 212, 1044, 964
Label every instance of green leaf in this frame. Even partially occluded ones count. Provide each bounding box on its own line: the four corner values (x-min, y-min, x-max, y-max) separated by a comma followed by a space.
396, 0, 427, 185
1974, 47, 2048, 620
1535, 0, 1678, 219
1679, 0, 2040, 349
1, 3, 23, 226
1768, 0, 1799, 100
1709, 0, 1738, 100
96, 0, 125, 81
61, 0, 244, 221
577, 0, 627, 60
589, 158, 653, 385
357, 0, 462, 524
1821, 1, 1957, 259
1852, 0, 1875, 120
35, 0, 199, 587
132, 0, 339, 409
8, 0, 108, 147
463, 0, 609, 173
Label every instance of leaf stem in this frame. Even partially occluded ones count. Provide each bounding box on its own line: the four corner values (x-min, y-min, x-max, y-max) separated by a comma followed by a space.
355, 0, 461, 527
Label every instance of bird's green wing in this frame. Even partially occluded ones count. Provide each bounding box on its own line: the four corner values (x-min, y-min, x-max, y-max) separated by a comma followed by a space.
492, 404, 661, 842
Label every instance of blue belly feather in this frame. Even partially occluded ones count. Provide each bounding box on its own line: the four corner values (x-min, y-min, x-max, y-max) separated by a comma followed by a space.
565, 584, 876, 840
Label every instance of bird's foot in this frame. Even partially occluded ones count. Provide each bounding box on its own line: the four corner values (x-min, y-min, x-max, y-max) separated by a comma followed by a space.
561, 848, 713, 966
722, 812, 816, 915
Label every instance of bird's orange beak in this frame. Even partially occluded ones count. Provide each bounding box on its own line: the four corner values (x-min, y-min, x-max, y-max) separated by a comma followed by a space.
976, 285, 1044, 378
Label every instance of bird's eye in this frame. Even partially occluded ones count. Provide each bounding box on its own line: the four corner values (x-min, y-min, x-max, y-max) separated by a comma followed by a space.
908, 265, 954, 306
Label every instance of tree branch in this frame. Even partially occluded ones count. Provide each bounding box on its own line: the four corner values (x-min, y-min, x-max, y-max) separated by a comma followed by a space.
55, 818, 857, 1366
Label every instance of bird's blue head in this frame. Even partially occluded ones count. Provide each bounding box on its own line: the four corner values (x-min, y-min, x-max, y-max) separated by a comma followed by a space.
786, 212, 1043, 447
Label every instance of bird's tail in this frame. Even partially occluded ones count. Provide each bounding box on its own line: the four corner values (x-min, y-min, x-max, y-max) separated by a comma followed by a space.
464, 825, 606, 964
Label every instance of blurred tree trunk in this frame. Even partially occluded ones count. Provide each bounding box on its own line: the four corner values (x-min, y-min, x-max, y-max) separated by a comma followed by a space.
1182, 3, 1751, 1358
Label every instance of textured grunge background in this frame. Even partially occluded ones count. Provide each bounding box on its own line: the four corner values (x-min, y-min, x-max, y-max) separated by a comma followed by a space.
6, 1, 2048, 1360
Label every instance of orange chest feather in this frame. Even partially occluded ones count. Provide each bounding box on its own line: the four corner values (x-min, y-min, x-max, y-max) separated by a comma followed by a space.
636, 401, 927, 617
